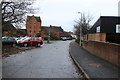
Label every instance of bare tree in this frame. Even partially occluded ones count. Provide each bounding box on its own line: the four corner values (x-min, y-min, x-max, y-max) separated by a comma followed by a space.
74, 13, 93, 37
2, 2, 37, 27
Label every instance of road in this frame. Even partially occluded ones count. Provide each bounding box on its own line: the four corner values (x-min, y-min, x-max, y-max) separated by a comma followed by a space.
3, 40, 82, 78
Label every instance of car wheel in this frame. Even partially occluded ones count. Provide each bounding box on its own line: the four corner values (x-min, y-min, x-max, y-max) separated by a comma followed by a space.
37, 43, 41, 47
40, 42, 43, 45
12, 43, 16, 47
24, 43, 28, 47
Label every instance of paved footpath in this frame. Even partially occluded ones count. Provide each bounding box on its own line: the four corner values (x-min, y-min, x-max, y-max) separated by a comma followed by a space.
69, 41, 119, 79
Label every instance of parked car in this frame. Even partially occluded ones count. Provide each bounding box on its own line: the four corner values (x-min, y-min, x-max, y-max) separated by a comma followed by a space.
14, 37, 22, 41
15, 37, 30, 43
67, 36, 73, 40
2, 37, 17, 47
60, 37, 67, 41
18, 37, 43, 47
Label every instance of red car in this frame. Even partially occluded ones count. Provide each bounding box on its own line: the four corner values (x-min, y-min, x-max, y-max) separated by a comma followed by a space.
18, 37, 43, 47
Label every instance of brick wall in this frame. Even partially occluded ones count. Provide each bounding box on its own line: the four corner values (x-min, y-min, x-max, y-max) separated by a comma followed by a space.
3, 31, 17, 36
84, 33, 106, 42
84, 33, 120, 44
83, 41, 120, 66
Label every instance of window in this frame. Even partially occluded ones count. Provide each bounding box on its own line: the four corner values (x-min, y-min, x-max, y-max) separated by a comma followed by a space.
35, 38, 40, 40
30, 30, 31, 33
30, 38, 33, 40
96, 26, 100, 33
30, 38, 36, 40
2, 37, 7, 40
33, 38, 36, 40
34, 26, 36, 28
116, 24, 120, 33
30, 26, 31, 28
34, 31, 36, 33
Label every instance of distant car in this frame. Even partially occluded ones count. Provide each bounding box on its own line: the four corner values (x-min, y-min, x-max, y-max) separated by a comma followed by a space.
18, 37, 43, 47
2, 37, 17, 47
60, 37, 67, 41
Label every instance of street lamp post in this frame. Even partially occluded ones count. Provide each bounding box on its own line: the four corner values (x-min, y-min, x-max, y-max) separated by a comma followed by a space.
77, 12, 82, 46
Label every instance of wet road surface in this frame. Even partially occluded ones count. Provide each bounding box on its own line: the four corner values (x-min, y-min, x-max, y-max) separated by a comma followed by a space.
3, 40, 82, 78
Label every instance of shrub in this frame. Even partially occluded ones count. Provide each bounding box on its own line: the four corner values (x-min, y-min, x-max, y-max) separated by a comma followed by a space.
75, 37, 80, 44
42, 37, 48, 40
75, 37, 83, 45
52, 37, 60, 40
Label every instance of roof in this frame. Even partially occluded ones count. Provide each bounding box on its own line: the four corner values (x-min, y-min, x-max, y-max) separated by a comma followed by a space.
2, 22, 16, 31
41, 26, 64, 33
27, 15, 41, 22
67, 31, 75, 35
17, 29, 27, 33
50, 26, 64, 33
63, 32, 71, 36
16, 29, 27, 35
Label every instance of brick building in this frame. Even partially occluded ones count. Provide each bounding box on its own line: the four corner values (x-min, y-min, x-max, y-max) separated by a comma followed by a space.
26, 15, 42, 37
41, 25, 65, 40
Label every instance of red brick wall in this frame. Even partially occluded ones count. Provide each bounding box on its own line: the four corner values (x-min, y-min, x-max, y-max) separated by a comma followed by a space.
59, 33, 65, 37
83, 41, 120, 66
26, 16, 41, 37
3, 31, 17, 36
41, 32, 49, 37
84, 33, 106, 42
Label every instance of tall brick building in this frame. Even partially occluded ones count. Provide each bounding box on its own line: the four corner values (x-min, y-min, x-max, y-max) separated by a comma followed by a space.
26, 15, 42, 37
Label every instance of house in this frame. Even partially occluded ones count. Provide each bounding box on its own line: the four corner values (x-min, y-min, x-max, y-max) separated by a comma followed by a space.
41, 25, 65, 40
2, 22, 17, 36
84, 16, 120, 44
49, 25, 65, 38
89, 16, 120, 33
16, 29, 27, 37
63, 31, 73, 40
26, 15, 42, 37
67, 31, 77, 39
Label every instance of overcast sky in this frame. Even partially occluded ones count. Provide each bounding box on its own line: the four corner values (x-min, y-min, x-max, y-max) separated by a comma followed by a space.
28, 0, 120, 32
